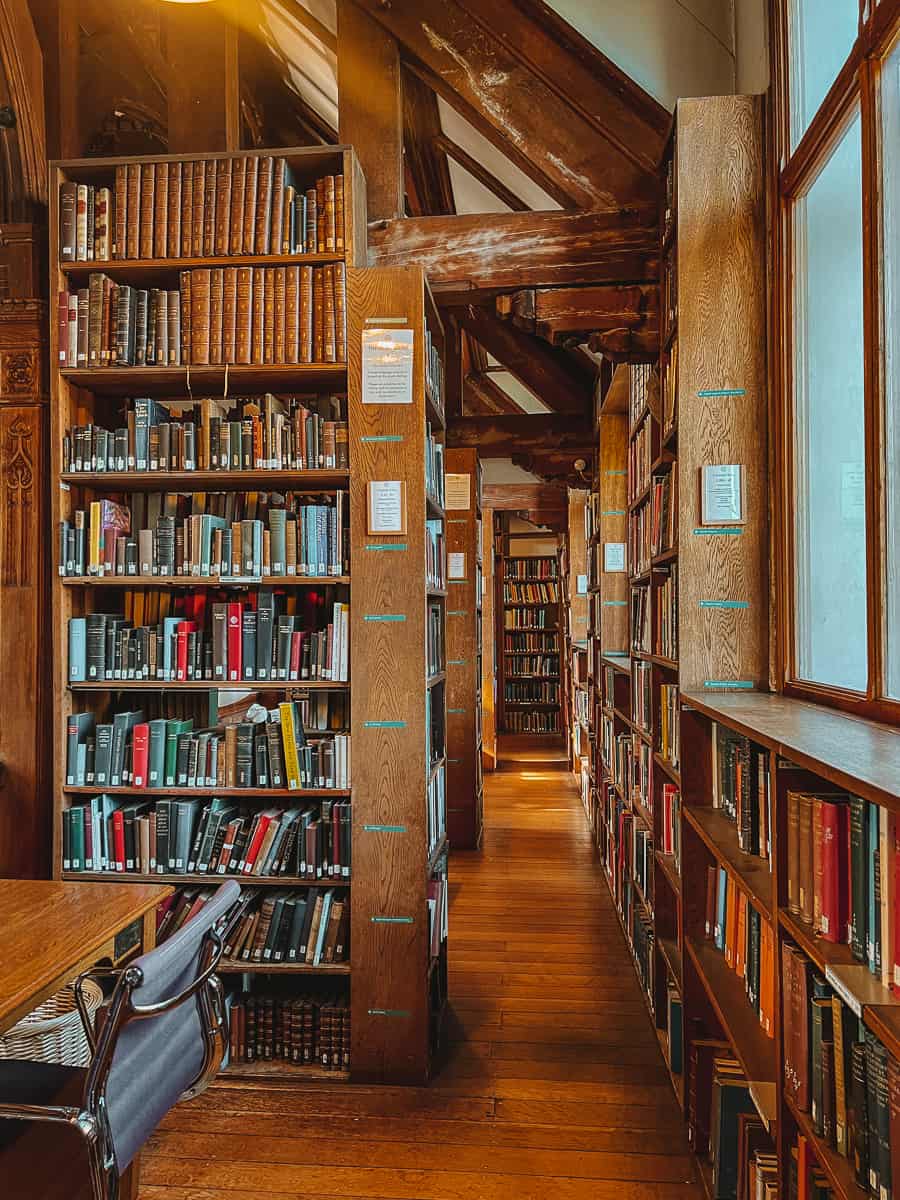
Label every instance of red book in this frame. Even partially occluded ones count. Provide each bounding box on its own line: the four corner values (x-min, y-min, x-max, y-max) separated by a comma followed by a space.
820, 799, 850, 943
175, 620, 195, 682
241, 813, 272, 875
112, 809, 126, 873
57, 292, 69, 365
894, 823, 900, 989
226, 602, 242, 682
131, 722, 150, 788
289, 630, 302, 680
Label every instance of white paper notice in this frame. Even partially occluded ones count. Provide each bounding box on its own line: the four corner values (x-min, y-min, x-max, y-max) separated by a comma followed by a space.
368, 481, 405, 534
362, 328, 414, 405
604, 543, 626, 573
701, 464, 744, 525
841, 463, 865, 521
576, 574, 588, 596
448, 552, 466, 579
445, 473, 471, 510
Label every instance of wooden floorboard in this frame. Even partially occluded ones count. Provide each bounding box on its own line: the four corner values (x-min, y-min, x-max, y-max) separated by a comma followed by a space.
140, 736, 701, 1198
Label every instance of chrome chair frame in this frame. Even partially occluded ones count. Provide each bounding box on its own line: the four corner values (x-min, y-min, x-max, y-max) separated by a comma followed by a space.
0, 927, 227, 1200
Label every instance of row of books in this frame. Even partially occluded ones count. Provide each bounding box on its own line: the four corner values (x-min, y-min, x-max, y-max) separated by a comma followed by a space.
223, 887, 348, 966
789, 1135, 837, 1200
606, 728, 633, 803
226, 990, 349, 1071
62, 794, 351, 880
427, 760, 446, 862
505, 711, 560, 734
60, 495, 347, 580
59, 163, 343, 262
660, 782, 681, 871
503, 558, 557, 581
428, 876, 449, 960
632, 659, 652, 733
426, 518, 446, 591
503, 681, 559, 704
424, 325, 445, 417
662, 341, 677, 435
629, 503, 651, 577
66, 707, 350, 792
68, 600, 349, 684
426, 682, 446, 771
506, 661, 559, 680
656, 565, 677, 660
631, 583, 651, 653
503, 632, 559, 653
629, 416, 653, 502
63, 393, 348, 474
58, 263, 347, 368
712, 725, 772, 865
629, 362, 653, 428
650, 467, 677, 556
502, 581, 559, 605
425, 424, 445, 509
503, 609, 556, 630
659, 682, 680, 768
427, 602, 444, 679
704, 865, 776, 1039
687, 1042, 777, 1200
787, 791, 899, 982
782, 943, 900, 1197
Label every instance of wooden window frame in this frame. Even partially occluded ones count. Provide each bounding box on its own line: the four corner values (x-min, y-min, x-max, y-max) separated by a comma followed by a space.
769, 0, 900, 724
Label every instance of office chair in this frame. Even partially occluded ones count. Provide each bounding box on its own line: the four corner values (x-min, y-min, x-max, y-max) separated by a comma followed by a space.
0, 879, 241, 1200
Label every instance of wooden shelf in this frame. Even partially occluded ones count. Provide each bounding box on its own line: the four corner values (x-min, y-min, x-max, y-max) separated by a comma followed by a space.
655, 851, 682, 899
684, 937, 776, 1094
63, 785, 350, 798
220, 1062, 350, 1082
426, 671, 446, 689
784, 1092, 864, 1200
651, 548, 678, 568
60, 469, 349, 492
62, 575, 350, 588
60, 251, 345, 280
658, 935, 683, 988
653, 752, 681, 786
601, 652, 631, 674
684, 805, 774, 923
68, 680, 350, 691
217, 960, 350, 975
60, 362, 347, 395
427, 833, 448, 874
62, 871, 350, 887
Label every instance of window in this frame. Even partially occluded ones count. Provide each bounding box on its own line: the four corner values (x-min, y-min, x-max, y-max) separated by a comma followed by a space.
792, 112, 867, 691
882, 37, 900, 697
788, 0, 860, 148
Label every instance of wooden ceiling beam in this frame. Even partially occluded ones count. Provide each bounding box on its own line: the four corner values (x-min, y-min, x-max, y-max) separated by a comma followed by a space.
498, 284, 659, 353
455, 304, 593, 416
433, 132, 528, 212
463, 371, 524, 416
368, 208, 658, 303
337, 0, 403, 221
280, 0, 337, 54
447, 412, 592, 456
354, 0, 656, 209
445, 314, 463, 418
165, 0, 239, 153
402, 67, 455, 216
483, 483, 568, 511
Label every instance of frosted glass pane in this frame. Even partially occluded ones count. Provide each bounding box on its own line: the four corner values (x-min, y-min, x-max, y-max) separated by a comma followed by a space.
883, 41, 900, 698
789, 0, 859, 148
793, 112, 867, 692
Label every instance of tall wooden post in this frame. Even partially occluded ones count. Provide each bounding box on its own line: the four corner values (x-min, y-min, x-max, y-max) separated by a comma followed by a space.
165, 0, 240, 154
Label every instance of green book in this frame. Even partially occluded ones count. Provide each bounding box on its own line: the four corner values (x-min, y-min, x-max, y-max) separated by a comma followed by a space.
164, 718, 193, 787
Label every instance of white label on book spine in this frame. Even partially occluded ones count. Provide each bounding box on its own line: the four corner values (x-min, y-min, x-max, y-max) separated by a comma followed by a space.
824, 965, 862, 1016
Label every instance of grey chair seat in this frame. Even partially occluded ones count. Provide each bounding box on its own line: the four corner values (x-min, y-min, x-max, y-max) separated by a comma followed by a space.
0, 1060, 82, 1149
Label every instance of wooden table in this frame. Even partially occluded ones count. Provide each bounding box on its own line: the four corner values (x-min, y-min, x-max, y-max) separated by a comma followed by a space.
0, 879, 171, 1198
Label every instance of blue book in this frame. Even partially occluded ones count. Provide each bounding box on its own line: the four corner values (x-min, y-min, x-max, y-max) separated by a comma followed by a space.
68, 617, 87, 681
867, 802, 881, 977
714, 866, 728, 951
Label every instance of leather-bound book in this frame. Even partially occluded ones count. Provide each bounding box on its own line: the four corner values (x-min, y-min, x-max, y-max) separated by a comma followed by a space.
235, 266, 253, 364
305, 186, 317, 253
334, 173, 345, 253
191, 159, 206, 257
323, 174, 337, 252
798, 792, 814, 924
179, 271, 191, 365
125, 163, 141, 259
273, 266, 286, 363
787, 790, 801, 916
87, 272, 104, 367
255, 155, 274, 255
59, 181, 78, 262
139, 163, 155, 259
334, 261, 347, 362
313, 267, 324, 362
202, 159, 217, 256
102, 277, 114, 364
230, 157, 246, 255
299, 265, 313, 363
167, 162, 182, 259
322, 264, 336, 363
791, 949, 811, 1111
263, 267, 277, 365
214, 157, 233, 257
813, 796, 825, 933
270, 158, 286, 256
242, 156, 259, 254
209, 268, 224, 364
888, 1051, 900, 1195
285, 265, 300, 363
114, 165, 127, 259
153, 161, 169, 259
315, 177, 326, 252
251, 267, 266, 364
821, 798, 850, 943
222, 267, 238, 363
167, 289, 181, 364
180, 164, 194, 257
190, 268, 212, 365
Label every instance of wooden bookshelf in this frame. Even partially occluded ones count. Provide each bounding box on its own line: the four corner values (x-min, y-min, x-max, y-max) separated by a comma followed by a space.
444, 447, 484, 851
346, 263, 448, 1082
498, 533, 563, 736
49, 143, 447, 1086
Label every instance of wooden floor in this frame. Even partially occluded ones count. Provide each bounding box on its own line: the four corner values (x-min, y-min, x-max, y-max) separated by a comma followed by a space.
140, 735, 701, 1200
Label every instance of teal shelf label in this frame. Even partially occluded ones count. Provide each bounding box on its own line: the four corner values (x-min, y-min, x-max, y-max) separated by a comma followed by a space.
363, 720, 407, 729
448, 518, 467, 525
363, 823, 407, 833
448, 609, 468, 616
602, 509, 626, 516
360, 434, 404, 443
364, 613, 406, 622
447, 758, 462, 764
698, 388, 746, 398
367, 1008, 411, 1018
366, 543, 408, 552
448, 659, 466, 666
602, 600, 627, 607
449, 579, 468, 585
448, 707, 466, 714
370, 916, 414, 925
703, 680, 755, 690
699, 600, 749, 610
605, 469, 627, 476
693, 527, 743, 537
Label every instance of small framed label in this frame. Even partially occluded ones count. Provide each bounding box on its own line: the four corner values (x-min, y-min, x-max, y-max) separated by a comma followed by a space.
603, 542, 626, 573
448, 551, 466, 579
445, 473, 471, 510
362, 328, 414, 405
367, 480, 407, 535
701, 464, 744, 526
576, 574, 588, 596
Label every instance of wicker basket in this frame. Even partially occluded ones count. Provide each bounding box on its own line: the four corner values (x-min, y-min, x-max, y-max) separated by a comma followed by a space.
0, 979, 104, 1068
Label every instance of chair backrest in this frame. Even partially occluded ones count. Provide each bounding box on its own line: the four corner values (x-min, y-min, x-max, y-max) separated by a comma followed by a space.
98, 880, 240, 1173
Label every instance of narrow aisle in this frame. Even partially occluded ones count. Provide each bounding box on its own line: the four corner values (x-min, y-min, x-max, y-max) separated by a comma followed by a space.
141, 737, 701, 1200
